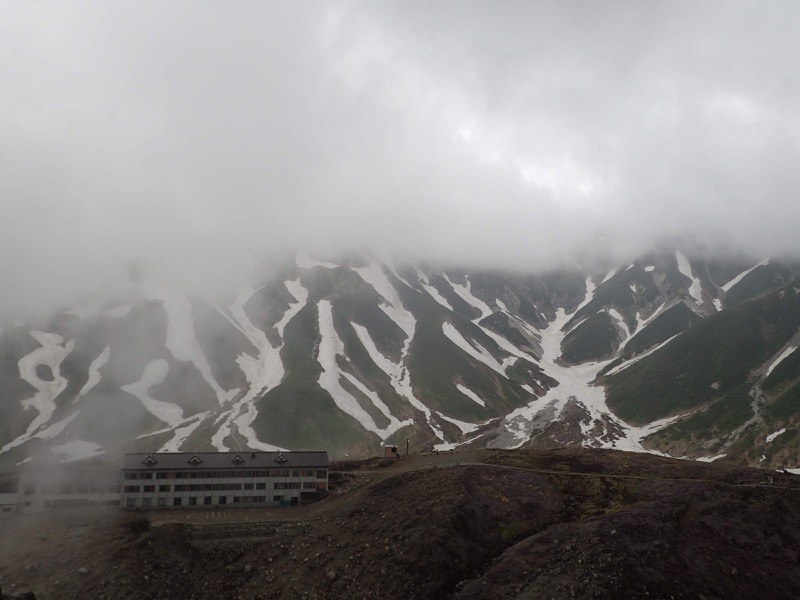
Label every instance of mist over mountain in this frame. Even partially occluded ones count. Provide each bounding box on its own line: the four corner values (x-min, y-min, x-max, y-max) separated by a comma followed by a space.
2, 1, 800, 317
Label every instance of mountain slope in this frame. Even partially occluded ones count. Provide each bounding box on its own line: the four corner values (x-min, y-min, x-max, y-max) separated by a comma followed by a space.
0, 248, 798, 467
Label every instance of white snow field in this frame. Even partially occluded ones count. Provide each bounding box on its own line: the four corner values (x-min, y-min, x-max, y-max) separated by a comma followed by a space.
352, 264, 446, 440
456, 383, 486, 407
317, 300, 409, 439
75, 345, 110, 401
443, 274, 493, 321
212, 285, 289, 452
121, 359, 185, 428
676, 251, 704, 305
765, 345, 798, 380
493, 280, 678, 453
51, 439, 105, 462
721, 260, 769, 292
415, 268, 453, 310
442, 322, 506, 376
766, 428, 787, 443
1, 332, 76, 454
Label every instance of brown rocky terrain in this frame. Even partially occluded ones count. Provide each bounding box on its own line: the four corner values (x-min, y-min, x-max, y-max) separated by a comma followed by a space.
3, 448, 800, 599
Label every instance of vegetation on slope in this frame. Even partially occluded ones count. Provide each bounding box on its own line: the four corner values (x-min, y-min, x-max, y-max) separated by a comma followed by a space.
605, 283, 800, 425
562, 312, 620, 364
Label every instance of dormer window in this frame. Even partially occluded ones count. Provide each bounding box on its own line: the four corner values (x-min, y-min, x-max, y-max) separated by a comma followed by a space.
274, 453, 288, 464
142, 455, 158, 466
232, 454, 244, 465
187, 455, 202, 466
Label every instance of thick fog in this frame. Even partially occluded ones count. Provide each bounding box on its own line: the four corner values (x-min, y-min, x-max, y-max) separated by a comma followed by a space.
2, 1, 800, 316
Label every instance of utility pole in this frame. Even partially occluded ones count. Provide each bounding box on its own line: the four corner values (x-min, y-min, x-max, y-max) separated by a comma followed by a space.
406, 438, 410, 457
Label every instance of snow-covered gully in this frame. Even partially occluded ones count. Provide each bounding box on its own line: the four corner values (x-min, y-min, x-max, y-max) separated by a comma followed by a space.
494, 280, 679, 453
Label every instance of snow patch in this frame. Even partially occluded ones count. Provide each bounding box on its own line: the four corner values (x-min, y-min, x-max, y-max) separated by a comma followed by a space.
443, 274, 493, 321
713, 299, 723, 311
766, 428, 787, 443
765, 346, 798, 380
644, 266, 655, 272
606, 334, 681, 377
352, 322, 443, 440
493, 277, 679, 454
456, 383, 486, 407
721, 260, 769, 292
75, 346, 110, 401
212, 285, 288, 452
697, 453, 727, 463
142, 285, 237, 405
1, 331, 75, 454
317, 300, 409, 438
275, 279, 309, 338
601, 268, 617, 284
437, 412, 480, 435
121, 359, 185, 428
51, 440, 105, 462
675, 251, 703, 305
442, 322, 506, 376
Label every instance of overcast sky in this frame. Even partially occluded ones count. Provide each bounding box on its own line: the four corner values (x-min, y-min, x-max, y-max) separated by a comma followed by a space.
2, 1, 800, 315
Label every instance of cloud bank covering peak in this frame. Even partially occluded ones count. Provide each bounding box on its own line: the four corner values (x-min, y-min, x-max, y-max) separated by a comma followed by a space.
2, 1, 800, 315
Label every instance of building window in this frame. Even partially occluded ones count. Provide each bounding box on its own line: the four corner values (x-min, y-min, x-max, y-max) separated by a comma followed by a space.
244, 483, 254, 490
273, 495, 283, 502
317, 470, 327, 479
256, 483, 266, 490
303, 482, 316, 489
219, 496, 227, 505
142, 473, 153, 479
159, 485, 170, 492
173, 498, 182, 506
188, 497, 197, 506
124, 485, 140, 493
142, 498, 152, 507
143, 485, 155, 492
291, 470, 300, 477
124, 473, 138, 480
156, 472, 168, 479
158, 498, 167, 507
126, 499, 136, 508
204, 496, 212, 505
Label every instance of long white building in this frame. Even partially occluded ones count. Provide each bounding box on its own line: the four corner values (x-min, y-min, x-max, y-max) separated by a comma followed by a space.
120, 451, 330, 509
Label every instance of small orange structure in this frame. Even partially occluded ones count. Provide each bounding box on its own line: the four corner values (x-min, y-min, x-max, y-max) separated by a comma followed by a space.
383, 444, 400, 459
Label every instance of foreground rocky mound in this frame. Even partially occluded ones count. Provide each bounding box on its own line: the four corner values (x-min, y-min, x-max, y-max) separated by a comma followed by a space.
3, 448, 800, 599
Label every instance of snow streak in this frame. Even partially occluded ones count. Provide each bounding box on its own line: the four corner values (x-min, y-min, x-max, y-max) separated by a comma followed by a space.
493, 279, 677, 453
1, 332, 75, 454
317, 300, 409, 438
721, 260, 769, 292
675, 251, 703, 305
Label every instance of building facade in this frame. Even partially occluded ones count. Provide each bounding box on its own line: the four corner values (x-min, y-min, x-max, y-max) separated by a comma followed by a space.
0, 492, 17, 517
120, 451, 329, 510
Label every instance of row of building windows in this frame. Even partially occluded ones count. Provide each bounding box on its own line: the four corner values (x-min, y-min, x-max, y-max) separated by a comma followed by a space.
25, 485, 121, 496
42, 499, 120, 508
125, 495, 283, 508
124, 469, 327, 480
123, 481, 319, 494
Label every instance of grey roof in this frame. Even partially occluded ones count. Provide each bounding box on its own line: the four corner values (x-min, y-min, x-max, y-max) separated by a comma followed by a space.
122, 451, 329, 471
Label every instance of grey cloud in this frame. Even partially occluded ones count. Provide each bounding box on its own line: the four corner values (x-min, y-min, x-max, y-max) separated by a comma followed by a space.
2, 1, 799, 316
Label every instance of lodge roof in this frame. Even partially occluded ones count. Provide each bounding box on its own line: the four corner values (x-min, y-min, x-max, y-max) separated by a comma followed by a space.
122, 451, 329, 471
